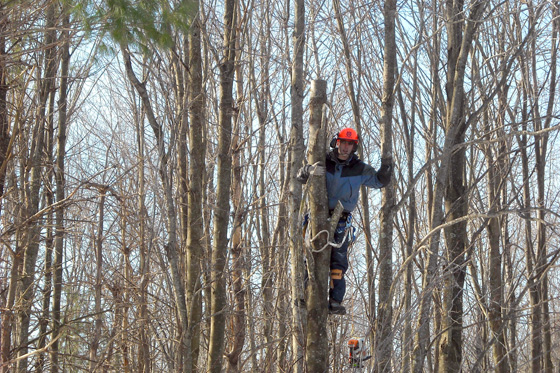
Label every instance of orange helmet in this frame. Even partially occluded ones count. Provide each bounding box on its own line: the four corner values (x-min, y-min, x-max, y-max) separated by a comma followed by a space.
338, 128, 359, 143
330, 127, 360, 150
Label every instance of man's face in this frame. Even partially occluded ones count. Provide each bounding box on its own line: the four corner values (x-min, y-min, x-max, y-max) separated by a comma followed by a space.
337, 140, 356, 160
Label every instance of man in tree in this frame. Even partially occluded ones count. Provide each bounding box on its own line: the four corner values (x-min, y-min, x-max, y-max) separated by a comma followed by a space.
297, 127, 392, 314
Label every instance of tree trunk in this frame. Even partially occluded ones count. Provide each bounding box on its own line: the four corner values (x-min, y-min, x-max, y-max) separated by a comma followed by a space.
518, 94, 541, 372
304, 79, 330, 372
0, 2, 11, 210
51, 10, 70, 371
249, 10, 276, 367
1, 236, 22, 372
120, 210, 131, 373
413, 2, 487, 371
16, 4, 57, 370
89, 188, 107, 371
375, 1, 397, 371
485, 134, 507, 372
207, 0, 236, 370
226, 40, 246, 371
534, 5, 557, 371
37, 43, 57, 373
395, 12, 422, 366
438, 1, 468, 371
185, 4, 205, 370
288, 0, 306, 369
135, 100, 151, 373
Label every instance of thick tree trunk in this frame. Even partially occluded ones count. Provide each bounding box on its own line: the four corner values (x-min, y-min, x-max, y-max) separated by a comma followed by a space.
304, 80, 330, 372
207, 1, 236, 371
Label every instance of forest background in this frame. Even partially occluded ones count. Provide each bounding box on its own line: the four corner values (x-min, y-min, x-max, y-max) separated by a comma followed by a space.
1, 0, 559, 372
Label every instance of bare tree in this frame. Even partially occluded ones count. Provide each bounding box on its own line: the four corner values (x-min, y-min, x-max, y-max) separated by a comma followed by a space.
134, 89, 151, 373
413, 2, 487, 371
207, 0, 237, 371
15, 3, 59, 370
532, 4, 558, 371
50, 7, 70, 372
288, 0, 307, 369
185, 2, 205, 370
226, 19, 248, 370
121, 42, 189, 371
375, 1, 397, 371
89, 186, 107, 370
303, 79, 331, 372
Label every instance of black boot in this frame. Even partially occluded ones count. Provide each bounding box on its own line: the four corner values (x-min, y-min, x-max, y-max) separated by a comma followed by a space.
328, 299, 346, 315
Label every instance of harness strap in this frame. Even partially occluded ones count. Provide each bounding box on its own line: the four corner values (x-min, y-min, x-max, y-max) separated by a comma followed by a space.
330, 269, 343, 280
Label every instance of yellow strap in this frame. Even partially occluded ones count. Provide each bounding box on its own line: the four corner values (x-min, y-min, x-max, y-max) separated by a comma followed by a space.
330, 269, 343, 280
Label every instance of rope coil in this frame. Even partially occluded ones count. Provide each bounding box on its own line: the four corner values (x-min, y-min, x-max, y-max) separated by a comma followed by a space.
308, 227, 350, 252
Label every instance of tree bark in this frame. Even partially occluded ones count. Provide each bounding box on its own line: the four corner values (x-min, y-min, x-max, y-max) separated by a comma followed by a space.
533, 4, 557, 371
51, 10, 70, 371
304, 79, 330, 372
438, 1, 469, 370
375, 1, 397, 371
518, 88, 541, 372
485, 131, 508, 373
207, 0, 237, 371
89, 188, 107, 371
226, 31, 246, 371
288, 0, 306, 369
0, 3, 11, 210
135, 96, 151, 373
16, 4, 57, 370
476, 31, 509, 370
185, 3, 205, 370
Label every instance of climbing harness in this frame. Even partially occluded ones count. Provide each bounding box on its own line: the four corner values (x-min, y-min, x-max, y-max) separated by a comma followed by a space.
303, 213, 355, 253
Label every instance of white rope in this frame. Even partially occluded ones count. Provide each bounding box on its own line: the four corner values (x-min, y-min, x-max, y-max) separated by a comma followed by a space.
308, 227, 349, 253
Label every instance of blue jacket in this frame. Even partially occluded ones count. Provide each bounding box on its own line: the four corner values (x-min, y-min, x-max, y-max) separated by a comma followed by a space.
325, 150, 385, 212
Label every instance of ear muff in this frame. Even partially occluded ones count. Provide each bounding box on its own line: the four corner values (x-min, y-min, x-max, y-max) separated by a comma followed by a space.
353, 134, 359, 152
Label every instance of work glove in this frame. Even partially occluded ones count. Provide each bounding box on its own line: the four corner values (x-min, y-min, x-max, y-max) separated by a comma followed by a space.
376, 158, 393, 186
296, 161, 326, 183
308, 161, 326, 176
